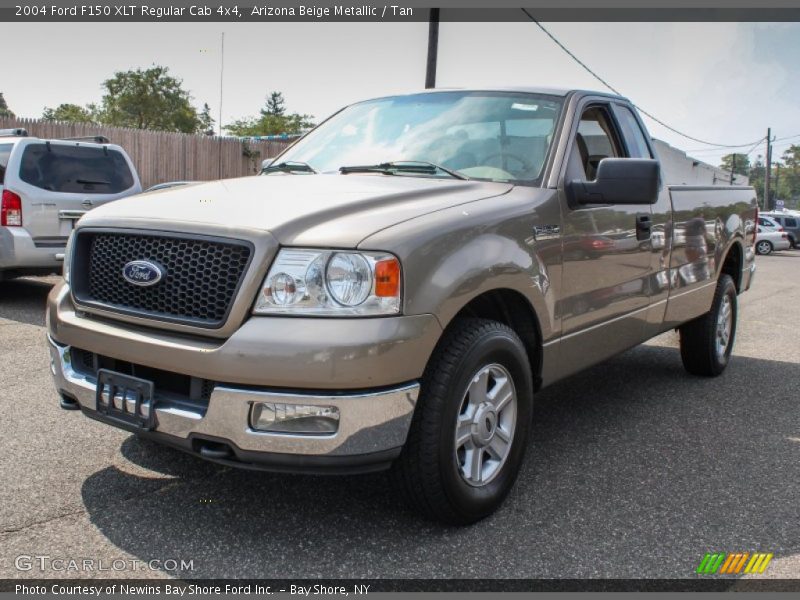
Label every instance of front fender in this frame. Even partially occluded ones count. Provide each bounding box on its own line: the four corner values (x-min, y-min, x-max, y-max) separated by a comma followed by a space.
359, 188, 562, 343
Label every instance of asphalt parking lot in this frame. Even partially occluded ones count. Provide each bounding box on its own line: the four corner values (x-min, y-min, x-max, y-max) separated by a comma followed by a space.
1, 253, 799, 581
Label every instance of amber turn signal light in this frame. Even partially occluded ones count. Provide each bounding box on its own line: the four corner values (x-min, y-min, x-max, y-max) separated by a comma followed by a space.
374, 258, 401, 297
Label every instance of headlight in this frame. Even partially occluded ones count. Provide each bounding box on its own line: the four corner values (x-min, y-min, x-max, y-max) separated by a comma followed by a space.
63, 231, 75, 284
253, 248, 401, 316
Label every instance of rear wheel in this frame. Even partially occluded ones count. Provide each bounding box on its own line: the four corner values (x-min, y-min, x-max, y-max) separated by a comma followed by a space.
392, 318, 533, 525
679, 274, 737, 377
756, 240, 773, 255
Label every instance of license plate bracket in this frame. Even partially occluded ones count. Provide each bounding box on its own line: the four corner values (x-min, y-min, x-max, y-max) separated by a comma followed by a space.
95, 369, 156, 430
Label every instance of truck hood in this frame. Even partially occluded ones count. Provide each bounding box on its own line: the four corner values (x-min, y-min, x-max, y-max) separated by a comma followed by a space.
80, 174, 513, 247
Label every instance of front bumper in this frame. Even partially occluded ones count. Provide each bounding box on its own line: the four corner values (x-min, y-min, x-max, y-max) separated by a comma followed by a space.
0, 227, 64, 272
47, 282, 441, 389
48, 335, 420, 473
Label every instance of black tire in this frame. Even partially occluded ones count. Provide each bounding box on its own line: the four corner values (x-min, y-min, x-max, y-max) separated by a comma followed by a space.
679, 274, 737, 377
755, 240, 773, 255
391, 318, 534, 525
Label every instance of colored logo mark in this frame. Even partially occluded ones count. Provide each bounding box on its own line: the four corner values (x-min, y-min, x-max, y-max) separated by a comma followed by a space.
696, 552, 773, 575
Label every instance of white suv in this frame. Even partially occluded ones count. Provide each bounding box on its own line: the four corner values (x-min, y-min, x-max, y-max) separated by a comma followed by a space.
0, 130, 141, 281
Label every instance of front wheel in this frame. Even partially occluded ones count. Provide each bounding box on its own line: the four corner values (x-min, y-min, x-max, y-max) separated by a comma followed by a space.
756, 240, 773, 255
679, 274, 737, 376
392, 318, 533, 525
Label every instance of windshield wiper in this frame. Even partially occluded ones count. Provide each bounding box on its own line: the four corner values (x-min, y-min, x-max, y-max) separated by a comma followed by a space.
339, 161, 469, 180
76, 179, 110, 185
262, 161, 318, 174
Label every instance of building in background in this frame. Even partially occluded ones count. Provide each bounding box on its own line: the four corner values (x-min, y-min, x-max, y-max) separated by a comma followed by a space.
653, 139, 748, 186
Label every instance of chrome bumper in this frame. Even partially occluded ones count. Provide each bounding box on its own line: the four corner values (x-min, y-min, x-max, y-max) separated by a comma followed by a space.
745, 257, 756, 291
48, 335, 419, 466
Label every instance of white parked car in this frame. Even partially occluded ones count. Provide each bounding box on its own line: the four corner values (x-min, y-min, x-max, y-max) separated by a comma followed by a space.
758, 215, 784, 232
755, 228, 790, 255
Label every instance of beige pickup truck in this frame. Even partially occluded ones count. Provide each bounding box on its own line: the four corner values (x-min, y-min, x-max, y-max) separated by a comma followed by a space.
48, 88, 757, 524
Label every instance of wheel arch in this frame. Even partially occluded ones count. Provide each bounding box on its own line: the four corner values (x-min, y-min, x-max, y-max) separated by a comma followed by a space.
439, 288, 544, 391
720, 239, 744, 293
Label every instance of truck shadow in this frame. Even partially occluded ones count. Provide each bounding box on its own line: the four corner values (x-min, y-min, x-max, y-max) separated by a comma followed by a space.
0, 277, 56, 327
79, 344, 800, 579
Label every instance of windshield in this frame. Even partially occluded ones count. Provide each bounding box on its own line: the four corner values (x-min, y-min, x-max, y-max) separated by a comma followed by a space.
276, 91, 564, 184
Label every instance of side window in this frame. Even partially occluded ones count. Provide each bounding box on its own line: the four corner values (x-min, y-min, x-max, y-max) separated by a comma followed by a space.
0, 143, 13, 185
615, 106, 652, 158
785, 218, 798, 228
570, 106, 623, 182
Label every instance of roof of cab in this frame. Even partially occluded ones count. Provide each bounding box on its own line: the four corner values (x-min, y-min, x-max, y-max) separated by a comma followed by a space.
368, 86, 629, 101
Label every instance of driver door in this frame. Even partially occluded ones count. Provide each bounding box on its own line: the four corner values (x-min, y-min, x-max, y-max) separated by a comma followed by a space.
557, 102, 655, 374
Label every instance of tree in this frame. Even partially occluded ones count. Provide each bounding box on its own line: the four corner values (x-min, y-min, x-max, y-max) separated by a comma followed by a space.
262, 91, 286, 117
98, 66, 207, 133
0, 93, 14, 118
778, 144, 800, 206
198, 103, 215, 135
42, 103, 97, 124
720, 153, 751, 177
782, 144, 800, 171
227, 92, 314, 137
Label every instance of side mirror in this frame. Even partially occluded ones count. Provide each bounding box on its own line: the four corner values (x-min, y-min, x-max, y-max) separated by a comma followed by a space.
567, 158, 660, 206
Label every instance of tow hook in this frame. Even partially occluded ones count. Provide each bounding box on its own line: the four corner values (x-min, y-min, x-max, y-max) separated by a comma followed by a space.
59, 393, 80, 411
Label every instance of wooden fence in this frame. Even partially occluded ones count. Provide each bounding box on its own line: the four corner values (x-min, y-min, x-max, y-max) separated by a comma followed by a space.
0, 117, 294, 189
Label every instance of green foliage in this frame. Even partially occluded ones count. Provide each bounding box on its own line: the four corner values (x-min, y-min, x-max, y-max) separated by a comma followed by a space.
98, 66, 206, 133
0, 92, 15, 118
775, 144, 800, 207
198, 103, 215, 135
735, 145, 800, 209
720, 153, 750, 176
262, 91, 286, 117
42, 103, 97, 124
227, 91, 314, 137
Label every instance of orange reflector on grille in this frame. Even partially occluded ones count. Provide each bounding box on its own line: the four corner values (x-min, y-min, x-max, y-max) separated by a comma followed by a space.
375, 258, 401, 297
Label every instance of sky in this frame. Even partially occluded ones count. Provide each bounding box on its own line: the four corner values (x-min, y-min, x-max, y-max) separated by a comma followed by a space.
3, 21, 799, 167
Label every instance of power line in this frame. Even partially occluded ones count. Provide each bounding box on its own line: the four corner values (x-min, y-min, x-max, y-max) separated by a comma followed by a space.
685, 133, 800, 154
743, 137, 767, 157
520, 9, 765, 149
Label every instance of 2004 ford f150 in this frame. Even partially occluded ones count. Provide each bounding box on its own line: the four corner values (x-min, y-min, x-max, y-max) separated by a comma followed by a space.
47, 88, 757, 524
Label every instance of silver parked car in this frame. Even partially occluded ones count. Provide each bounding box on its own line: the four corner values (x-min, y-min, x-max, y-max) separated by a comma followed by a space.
761, 210, 800, 249
755, 227, 791, 255
0, 131, 141, 281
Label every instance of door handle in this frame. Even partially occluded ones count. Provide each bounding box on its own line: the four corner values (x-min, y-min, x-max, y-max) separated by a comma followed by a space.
636, 214, 652, 241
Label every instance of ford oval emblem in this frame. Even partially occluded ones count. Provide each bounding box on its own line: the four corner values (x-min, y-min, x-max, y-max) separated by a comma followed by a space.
122, 260, 164, 287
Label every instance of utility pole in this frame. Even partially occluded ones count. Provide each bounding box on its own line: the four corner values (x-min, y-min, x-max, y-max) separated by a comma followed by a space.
425, 8, 440, 89
764, 127, 771, 211
218, 31, 225, 179
730, 153, 736, 185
